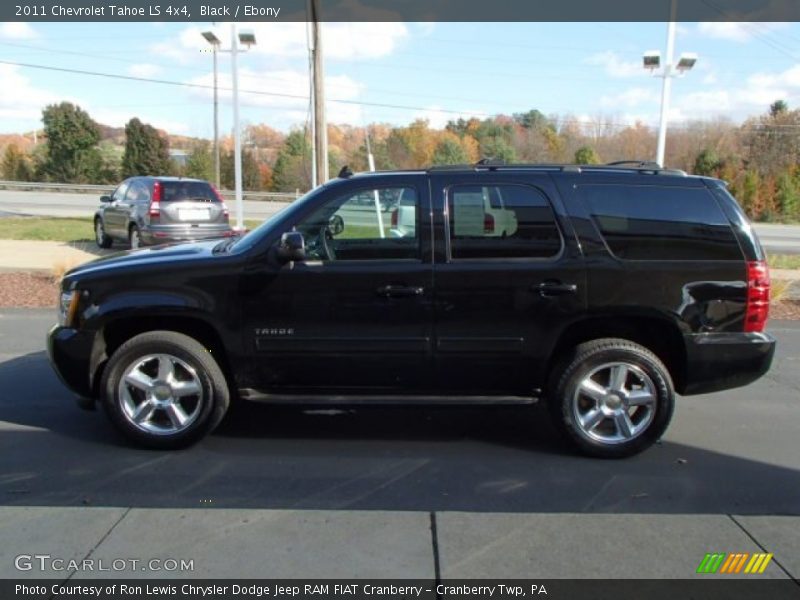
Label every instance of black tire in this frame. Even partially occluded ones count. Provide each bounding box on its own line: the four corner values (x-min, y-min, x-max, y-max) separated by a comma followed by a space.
94, 217, 112, 249
548, 338, 674, 459
100, 331, 230, 449
129, 224, 142, 249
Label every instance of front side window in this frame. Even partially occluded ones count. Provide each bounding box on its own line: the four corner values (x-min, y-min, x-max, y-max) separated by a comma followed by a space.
112, 181, 130, 203
578, 184, 741, 260
447, 184, 562, 259
293, 187, 419, 261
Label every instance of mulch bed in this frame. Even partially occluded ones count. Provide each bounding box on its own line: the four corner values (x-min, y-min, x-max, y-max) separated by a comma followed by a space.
3, 270, 800, 321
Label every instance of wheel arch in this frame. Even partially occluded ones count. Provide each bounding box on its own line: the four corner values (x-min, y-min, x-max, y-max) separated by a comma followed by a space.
547, 314, 687, 394
91, 313, 234, 400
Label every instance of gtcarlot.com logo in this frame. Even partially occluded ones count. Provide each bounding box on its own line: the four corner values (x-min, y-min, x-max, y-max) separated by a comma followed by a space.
697, 552, 773, 574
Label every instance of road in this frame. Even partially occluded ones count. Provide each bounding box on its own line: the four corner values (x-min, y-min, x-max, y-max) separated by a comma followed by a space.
0, 309, 799, 582
2, 190, 800, 253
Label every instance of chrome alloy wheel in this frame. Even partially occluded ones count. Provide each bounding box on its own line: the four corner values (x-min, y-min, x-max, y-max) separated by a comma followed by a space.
118, 353, 203, 435
95, 221, 104, 245
571, 362, 657, 445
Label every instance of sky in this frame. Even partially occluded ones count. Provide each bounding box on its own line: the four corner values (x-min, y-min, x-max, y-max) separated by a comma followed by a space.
1, 20, 800, 140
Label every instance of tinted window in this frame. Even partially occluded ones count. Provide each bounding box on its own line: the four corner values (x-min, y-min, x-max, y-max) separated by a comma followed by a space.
160, 181, 218, 203
447, 184, 561, 259
294, 187, 419, 261
578, 184, 740, 260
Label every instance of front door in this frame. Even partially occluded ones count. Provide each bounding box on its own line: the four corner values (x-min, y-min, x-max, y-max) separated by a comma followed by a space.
430, 172, 586, 395
242, 177, 434, 393
105, 179, 132, 238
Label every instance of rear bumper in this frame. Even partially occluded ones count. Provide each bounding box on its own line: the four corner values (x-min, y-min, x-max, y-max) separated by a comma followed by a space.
140, 225, 233, 246
681, 331, 776, 395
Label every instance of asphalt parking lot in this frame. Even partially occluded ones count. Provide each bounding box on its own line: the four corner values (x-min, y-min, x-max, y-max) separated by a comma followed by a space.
1, 309, 799, 580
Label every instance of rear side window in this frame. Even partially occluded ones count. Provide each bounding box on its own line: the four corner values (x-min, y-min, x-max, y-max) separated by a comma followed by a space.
160, 181, 218, 203
578, 184, 741, 261
447, 184, 562, 260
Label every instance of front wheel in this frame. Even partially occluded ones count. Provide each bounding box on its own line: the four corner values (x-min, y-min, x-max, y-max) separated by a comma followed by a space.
95, 218, 112, 248
548, 338, 674, 458
100, 331, 230, 449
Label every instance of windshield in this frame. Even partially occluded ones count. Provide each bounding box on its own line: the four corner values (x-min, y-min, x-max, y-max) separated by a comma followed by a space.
230, 186, 327, 253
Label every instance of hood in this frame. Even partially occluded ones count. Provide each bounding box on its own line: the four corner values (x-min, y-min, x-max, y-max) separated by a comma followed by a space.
65, 240, 222, 280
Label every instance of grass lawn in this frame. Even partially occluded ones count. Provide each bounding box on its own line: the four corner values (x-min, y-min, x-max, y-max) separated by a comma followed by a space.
768, 254, 800, 270
0, 217, 94, 242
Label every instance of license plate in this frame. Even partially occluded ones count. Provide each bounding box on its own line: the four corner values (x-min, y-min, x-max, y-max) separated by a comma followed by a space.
179, 209, 209, 221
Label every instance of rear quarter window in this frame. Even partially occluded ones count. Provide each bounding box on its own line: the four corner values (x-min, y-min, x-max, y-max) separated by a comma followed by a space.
577, 184, 741, 261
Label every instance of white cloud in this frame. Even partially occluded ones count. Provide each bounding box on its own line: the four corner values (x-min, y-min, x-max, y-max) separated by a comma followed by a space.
585, 51, 644, 79
128, 64, 162, 78
599, 87, 659, 109
0, 22, 38, 40
697, 21, 787, 42
149, 21, 408, 66
0, 64, 65, 120
184, 67, 365, 127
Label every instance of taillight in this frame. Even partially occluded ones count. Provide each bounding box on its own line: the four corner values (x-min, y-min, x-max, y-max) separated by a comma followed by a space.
484, 213, 495, 234
210, 184, 228, 222
391, 209, 398, 228
149, 181, 162, 220
745, 260, 770, 333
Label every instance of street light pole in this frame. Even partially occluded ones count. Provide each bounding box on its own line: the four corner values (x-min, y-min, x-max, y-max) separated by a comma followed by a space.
656, 1, 678, 168
212, 43, 220, 189
231, 23, 244, 232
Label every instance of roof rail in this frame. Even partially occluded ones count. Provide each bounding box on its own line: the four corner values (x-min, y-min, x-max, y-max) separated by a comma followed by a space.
426, 162, 687, 176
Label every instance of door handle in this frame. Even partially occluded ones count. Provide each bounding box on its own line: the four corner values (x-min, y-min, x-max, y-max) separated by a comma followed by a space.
532, 281, 577, 296
376, 285, 424, 298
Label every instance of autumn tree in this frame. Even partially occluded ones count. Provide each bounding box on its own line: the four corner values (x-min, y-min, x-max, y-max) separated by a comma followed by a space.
41, 102, 100, 182
122, 118, 171, 177
1, 144, 33, 181
271, 130, 311, 192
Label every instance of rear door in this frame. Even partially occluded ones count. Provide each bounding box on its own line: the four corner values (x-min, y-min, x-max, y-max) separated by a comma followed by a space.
430, 171, 586, 395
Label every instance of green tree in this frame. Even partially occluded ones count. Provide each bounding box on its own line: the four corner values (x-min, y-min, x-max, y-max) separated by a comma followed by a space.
41, 102, 100, 182
122, 118, 171, 177
741, 170, 761, 218
185, 141, 214, 181
574, 146, 601, 165
770, 99, 788, 118
83, 141, 122, 184
432, 137, 470, 165
776, 172, 800, 220
220, 149, 261, 191
513, 109, 554, 132
479, 137, 516, 163
271, 130, 311, 192
1, 144, 33, 181
693, 148, 722, 176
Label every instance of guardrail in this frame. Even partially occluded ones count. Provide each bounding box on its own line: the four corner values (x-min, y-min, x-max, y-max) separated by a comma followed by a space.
0, 180, 302, 203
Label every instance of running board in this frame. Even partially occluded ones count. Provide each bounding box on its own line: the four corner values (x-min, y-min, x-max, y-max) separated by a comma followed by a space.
238, 389, 539, 406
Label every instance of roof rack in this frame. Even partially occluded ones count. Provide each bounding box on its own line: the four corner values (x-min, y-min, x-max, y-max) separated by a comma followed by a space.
427, 160, 686, 176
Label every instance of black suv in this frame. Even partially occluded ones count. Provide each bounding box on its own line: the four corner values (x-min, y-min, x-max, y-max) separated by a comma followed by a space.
48, 163, 775, 457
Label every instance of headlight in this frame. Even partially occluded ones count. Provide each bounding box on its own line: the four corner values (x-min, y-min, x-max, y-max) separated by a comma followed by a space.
59, 291, 80, 327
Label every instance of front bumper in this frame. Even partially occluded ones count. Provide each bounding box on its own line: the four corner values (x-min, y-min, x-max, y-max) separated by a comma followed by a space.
681, 331, 776, 395
47, 324, 96, 399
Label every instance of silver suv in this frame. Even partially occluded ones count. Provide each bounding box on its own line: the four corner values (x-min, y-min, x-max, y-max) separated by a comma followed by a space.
94, 176, 233, 249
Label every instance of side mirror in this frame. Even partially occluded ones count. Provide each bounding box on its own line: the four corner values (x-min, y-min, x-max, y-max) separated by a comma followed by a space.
100, 195, 112, 203
328, 214, 344, 236
278, 231, 305, 263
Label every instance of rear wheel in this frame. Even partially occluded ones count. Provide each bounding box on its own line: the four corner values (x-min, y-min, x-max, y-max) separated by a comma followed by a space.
129, 224, 141, 249
95, 218, 112, 248
548, 338, 674, 458
100, 331, 230, 449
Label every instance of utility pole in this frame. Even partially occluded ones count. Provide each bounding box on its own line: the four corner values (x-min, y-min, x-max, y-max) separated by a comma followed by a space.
231, 23, 244, 230
310, 0, 328, 186
306, 4, 316, 188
